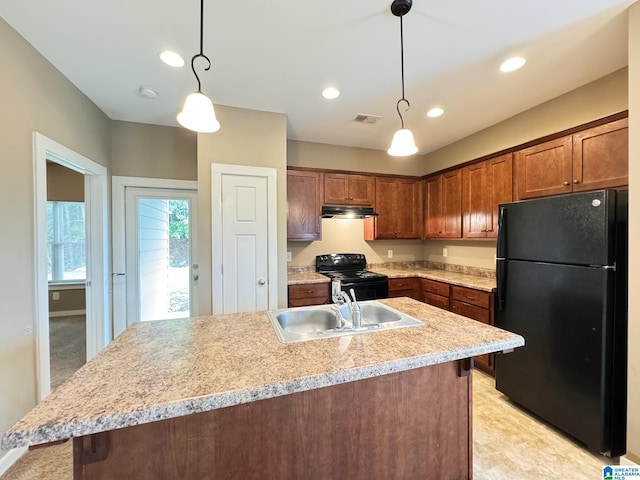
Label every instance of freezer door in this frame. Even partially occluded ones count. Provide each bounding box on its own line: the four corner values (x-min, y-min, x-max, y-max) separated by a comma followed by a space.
495, 260, 617, 453
498, 190, 618, 266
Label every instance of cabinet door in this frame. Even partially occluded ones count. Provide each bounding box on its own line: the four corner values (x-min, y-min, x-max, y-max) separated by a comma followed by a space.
485, 154, 513, 238
347, 174, 375, 206
441, 170, 462, 238
462, 162, 488, 239
373, 177, 398, 239
324, 173, 374, 206
395, 179, 422, 239
514, 136, 573, 200
324, 173, 350, 205
287, 170, 322, 241
572, 117, 628, 192
424, 175, 443, 238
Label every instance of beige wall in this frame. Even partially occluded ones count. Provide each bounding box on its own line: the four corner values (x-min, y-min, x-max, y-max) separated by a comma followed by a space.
197, 105, 288, 313
423, 241, 497, 270
626, 3, 639, 465
47, 163, 84, 202
288, 140, 425, 176
423, 68, 629, 175
287, 219, 424, 266
48, 288, 86, 313
0, 18, 111, 456
111, 120, 197, 180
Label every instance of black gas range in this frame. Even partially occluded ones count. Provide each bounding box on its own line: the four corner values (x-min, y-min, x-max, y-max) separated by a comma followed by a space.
316, 254, 388, 300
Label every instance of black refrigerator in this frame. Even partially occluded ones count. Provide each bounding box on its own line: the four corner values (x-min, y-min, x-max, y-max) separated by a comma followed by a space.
495, 189, 628, 456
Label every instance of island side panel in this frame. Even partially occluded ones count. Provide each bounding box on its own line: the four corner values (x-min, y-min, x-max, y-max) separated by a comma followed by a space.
74, 360, 472, 480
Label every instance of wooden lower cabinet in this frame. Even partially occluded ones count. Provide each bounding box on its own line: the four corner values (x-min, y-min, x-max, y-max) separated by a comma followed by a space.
421, 280, 495, 373
422, 279, 450, 310
450, 286, 494, 372
388, 277, 423, 301
288, 283, 330, 307
73, 361, 473, 479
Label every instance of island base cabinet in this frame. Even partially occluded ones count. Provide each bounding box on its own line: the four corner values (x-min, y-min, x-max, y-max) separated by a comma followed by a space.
73, 361, 473, 480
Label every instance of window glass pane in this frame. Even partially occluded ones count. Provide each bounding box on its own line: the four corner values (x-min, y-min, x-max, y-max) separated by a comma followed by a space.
47, 201, 86, 282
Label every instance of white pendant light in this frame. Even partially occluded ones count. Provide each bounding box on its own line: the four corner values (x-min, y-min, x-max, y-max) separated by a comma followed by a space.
177, 0, 220, 133
388, 128, 418, 156
387, 0, 418, 157
177, 92, 220, 133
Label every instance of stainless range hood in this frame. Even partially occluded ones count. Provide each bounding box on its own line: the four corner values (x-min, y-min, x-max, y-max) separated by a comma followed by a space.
321, 205, 378, 219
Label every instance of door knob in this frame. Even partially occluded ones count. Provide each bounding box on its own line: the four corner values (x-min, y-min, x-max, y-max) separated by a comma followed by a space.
258, 279, 266, 285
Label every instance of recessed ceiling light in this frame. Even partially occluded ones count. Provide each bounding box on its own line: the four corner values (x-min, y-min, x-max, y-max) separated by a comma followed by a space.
427, 107, 444, 118
159, 50, 185, 68
500, 56, 526, 73
322, 87, 340, 99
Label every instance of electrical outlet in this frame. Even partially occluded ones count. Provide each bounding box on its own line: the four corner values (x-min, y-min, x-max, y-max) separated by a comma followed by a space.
286, 252, 292, 262
52, 291, 60, 300
442, 247, 448, 258
387, 249, 393, 258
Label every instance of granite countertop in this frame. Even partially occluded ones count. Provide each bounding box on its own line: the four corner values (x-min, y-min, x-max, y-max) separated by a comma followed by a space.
287, 272, 331, 285
2, 298, 522, 450
370, 268, 497, 292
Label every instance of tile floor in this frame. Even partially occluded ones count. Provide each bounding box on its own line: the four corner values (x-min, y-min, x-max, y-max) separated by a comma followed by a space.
1, 370, 618, 479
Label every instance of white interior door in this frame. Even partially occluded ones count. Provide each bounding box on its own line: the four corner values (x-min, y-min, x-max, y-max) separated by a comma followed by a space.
212, 164, 278, 315
123, 187, 198, 324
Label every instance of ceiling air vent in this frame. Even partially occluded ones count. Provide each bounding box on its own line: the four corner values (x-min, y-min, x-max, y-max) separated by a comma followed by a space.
354, 113, 381, 124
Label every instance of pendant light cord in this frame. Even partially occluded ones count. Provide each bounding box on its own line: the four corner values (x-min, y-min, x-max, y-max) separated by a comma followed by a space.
191, 0, 211, 93
396, 14, 410, 129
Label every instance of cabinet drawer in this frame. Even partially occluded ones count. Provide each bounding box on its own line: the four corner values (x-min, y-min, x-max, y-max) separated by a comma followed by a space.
422, 279, 450, 297
288, 297, 329, 308
388, 278, 419, 291
288, 283, 330, 300
451, 300, 490, 323
451, 286, 490, 309
424, 292, 450, 311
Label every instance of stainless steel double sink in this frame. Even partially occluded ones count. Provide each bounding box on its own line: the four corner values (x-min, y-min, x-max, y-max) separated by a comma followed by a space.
267, 300, 424, 343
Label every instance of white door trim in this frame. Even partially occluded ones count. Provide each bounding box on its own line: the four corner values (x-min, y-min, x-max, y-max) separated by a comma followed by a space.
211, 164, 278, 314
112, 176, 198, 336
33, 132, 109, 400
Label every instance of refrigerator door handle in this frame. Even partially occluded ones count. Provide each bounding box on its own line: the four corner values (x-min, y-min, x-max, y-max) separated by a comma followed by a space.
496, 259, 506, 311
497, 206, 507, 258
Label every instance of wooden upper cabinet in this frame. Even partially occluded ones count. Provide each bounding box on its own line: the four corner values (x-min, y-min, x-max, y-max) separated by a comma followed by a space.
572, 117, 628, 192
514, 136, 573, 200
463, 154, 512, 239
324, 173, 374, 206
365, 177, 421, 239
514, 116, 628, 200
424, 170, 462, 239
286, 170, 322, 241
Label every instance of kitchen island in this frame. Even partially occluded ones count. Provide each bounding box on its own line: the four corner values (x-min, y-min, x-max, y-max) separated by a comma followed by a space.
2, 297, 523, 479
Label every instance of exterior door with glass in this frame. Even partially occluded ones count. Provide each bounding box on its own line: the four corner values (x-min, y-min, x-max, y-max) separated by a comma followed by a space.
124, 187, 198, 324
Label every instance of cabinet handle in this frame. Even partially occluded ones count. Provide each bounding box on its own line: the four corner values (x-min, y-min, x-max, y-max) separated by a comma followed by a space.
572, 179, 579, 184
563, 181, 570, 186
349, 197, 353, 200
464, 295, 476, 300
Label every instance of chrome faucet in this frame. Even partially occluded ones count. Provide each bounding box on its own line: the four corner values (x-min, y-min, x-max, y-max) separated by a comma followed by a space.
348, 288, 362, 329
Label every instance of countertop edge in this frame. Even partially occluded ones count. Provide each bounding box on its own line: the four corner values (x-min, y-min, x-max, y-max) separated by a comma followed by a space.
2, 336, 522, 449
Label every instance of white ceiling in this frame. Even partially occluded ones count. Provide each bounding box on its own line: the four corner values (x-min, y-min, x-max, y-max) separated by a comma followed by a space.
0, 0, 635, 154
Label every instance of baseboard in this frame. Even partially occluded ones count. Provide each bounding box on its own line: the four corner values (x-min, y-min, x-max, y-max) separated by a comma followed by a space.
0, 447, 27, 476
620, 454, 640, 466
49, 309, 86, 318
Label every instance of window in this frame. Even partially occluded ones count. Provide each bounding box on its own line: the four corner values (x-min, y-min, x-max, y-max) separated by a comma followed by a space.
47, 201, 86, 282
